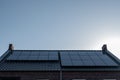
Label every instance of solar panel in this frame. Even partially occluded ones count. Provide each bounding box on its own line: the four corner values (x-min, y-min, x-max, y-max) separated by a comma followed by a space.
7, 50, 119, 66
71, 55, 80, 60
48, 51, 58, 60
12, 51, 21, 56
30, 51, 40, 56
20, 51, 31, 56
98, 55, 118, 66
90, 55, 100, 61
49, 51, 58, 56
49, 56, 58, 60
29, 56, 38, 60
40, 52, 48, 56
72, 61, 83, 66
61, 60, 72, 66
7, 55, 18, 60
60, 51, 118, 67
83, 60, 94, 66
38, 56, 48, 60
18, 56, 28, 60
7, 51, 59, 61
88, 51, 97, 56
78, 52, 88, 56
80, 56, 91, 60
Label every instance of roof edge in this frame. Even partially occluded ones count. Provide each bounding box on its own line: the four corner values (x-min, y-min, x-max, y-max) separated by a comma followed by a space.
0, 50, 11, 62
11, 50, 102, 52
106, 50, 120, 65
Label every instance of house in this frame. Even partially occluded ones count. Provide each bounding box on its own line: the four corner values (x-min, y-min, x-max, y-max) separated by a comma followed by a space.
0, 44, 120, 80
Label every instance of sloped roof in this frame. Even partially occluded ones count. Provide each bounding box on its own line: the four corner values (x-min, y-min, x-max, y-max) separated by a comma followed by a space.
0, 47, 120, 71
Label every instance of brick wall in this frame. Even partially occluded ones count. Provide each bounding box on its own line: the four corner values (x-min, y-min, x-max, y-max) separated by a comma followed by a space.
0, 71, 120, 80
0, 71, 60, 80
62, 71, 120, 80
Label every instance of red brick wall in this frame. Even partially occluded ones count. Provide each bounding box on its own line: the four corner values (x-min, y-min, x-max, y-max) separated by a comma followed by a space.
0, 71, 60, 80
62, 71, 120, 80
0, 71, 120, 80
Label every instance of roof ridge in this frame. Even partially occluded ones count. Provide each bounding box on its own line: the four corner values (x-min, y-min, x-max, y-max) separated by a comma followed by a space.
12, 50, 102, 51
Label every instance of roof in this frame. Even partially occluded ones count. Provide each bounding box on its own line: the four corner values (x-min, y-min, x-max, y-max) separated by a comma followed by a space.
0, 45, 120, 71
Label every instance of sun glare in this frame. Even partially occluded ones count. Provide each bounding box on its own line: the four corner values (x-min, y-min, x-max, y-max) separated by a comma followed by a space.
105, 38, 120, 58
92, 36, 120, 59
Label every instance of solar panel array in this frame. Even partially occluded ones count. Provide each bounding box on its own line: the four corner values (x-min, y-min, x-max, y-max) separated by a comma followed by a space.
7, 51, 58, 61
60, 51, 118, 66
6, 50, 118, 66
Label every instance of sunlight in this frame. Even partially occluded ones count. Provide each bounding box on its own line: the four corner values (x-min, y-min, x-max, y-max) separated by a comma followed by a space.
92, 36, 120, 59
102, 37, 120, 54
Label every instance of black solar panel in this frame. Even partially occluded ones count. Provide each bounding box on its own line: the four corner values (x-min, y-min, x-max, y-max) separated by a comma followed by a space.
6, 50, 119, 66
60, 51, 118, 67
18, 56, 28, 60
7, 51, 59, 61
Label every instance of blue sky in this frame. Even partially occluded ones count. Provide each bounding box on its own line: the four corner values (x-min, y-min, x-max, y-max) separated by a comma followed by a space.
0, 0, 120, 58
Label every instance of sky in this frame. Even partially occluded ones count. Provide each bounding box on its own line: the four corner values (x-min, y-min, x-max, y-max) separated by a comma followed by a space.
0, 0, 120, 58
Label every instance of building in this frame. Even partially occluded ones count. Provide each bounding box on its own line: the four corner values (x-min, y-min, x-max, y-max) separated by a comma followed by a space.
0, 44, 120, 80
